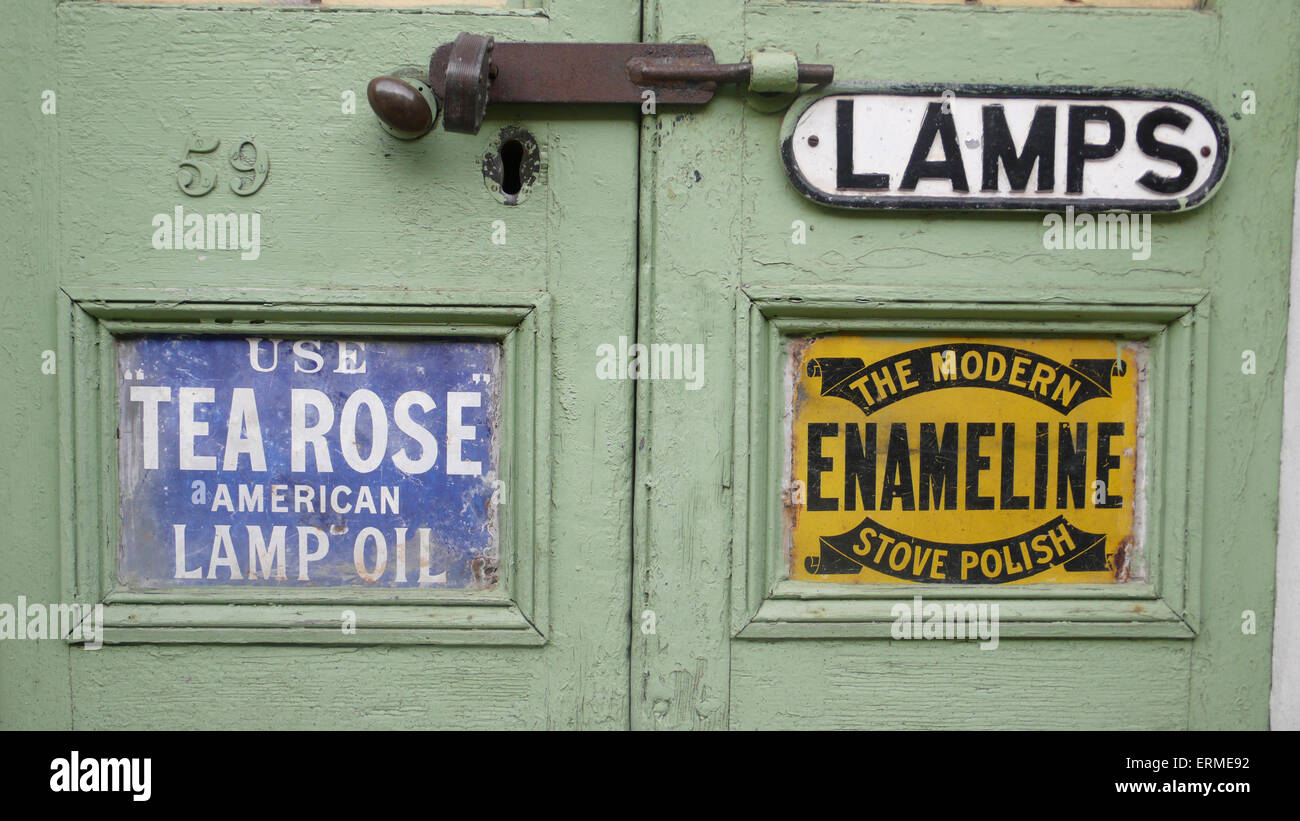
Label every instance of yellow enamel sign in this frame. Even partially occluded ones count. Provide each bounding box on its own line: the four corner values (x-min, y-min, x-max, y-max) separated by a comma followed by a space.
789, 336, 1142, 584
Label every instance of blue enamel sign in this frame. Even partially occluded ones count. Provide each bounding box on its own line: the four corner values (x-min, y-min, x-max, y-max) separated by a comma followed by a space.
116, 336, 501, 589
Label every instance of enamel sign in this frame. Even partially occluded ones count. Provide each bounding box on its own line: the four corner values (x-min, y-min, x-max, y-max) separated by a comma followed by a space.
117, 336, 501, 589
781, 85, 1229, 211
789, 336, 1142, 584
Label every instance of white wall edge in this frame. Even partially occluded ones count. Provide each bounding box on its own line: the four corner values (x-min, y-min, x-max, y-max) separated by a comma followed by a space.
1271, 124, 1300, 730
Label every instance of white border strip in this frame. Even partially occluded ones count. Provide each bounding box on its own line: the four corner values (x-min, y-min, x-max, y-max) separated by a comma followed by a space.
1272, 127, 1300, 729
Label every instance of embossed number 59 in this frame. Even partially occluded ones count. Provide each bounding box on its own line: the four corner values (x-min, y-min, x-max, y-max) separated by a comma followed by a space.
176, 134, 269, 197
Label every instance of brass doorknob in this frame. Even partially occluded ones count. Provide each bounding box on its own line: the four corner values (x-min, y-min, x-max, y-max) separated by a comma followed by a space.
366, 73, 439, 139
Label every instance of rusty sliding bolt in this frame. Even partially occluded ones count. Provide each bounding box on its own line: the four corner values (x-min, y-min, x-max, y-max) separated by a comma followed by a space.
368, 33, 836, 137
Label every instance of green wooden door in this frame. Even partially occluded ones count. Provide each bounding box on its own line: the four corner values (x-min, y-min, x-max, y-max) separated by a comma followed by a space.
2, 0, 639, 730
4, 0, 1298, 732
634, 0, 1300, 729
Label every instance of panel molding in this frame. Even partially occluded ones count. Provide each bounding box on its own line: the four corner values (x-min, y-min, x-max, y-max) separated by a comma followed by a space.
731, 286, 1209, 640
58, 285, 552, 645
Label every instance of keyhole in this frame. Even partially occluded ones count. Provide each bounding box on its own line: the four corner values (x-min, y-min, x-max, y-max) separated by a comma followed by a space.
499, 139, 524, 197
482, 126, 539, 205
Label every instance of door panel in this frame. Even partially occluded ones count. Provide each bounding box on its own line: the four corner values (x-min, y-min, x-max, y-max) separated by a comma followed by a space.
7, 0, 641, 730
5, 0, 1297, 732
637, 0, 1300, 729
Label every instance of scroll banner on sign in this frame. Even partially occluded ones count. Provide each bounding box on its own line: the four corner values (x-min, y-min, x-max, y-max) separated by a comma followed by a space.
806, 514, 1107, 584
807, 343, 1123, 417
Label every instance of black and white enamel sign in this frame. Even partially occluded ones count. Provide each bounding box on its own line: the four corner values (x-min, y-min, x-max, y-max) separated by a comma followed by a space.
780, 85, 1230, 212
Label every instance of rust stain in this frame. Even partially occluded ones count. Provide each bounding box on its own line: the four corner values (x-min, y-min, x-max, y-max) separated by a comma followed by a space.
468, 555, 499, 589
785, 336, 818, 576
1112, 537, 1132, 583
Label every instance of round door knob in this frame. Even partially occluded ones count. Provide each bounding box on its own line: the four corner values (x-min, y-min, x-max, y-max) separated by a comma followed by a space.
442, 32, 494, 134
367, 74, 438, 139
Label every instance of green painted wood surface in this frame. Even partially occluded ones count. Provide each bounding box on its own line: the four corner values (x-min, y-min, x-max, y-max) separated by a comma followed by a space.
1, 0, 70, 732
2, 0, 1298, 730
635, 0, 1300, 729
2, 0, 641, 730
730, 641, 1191, 730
